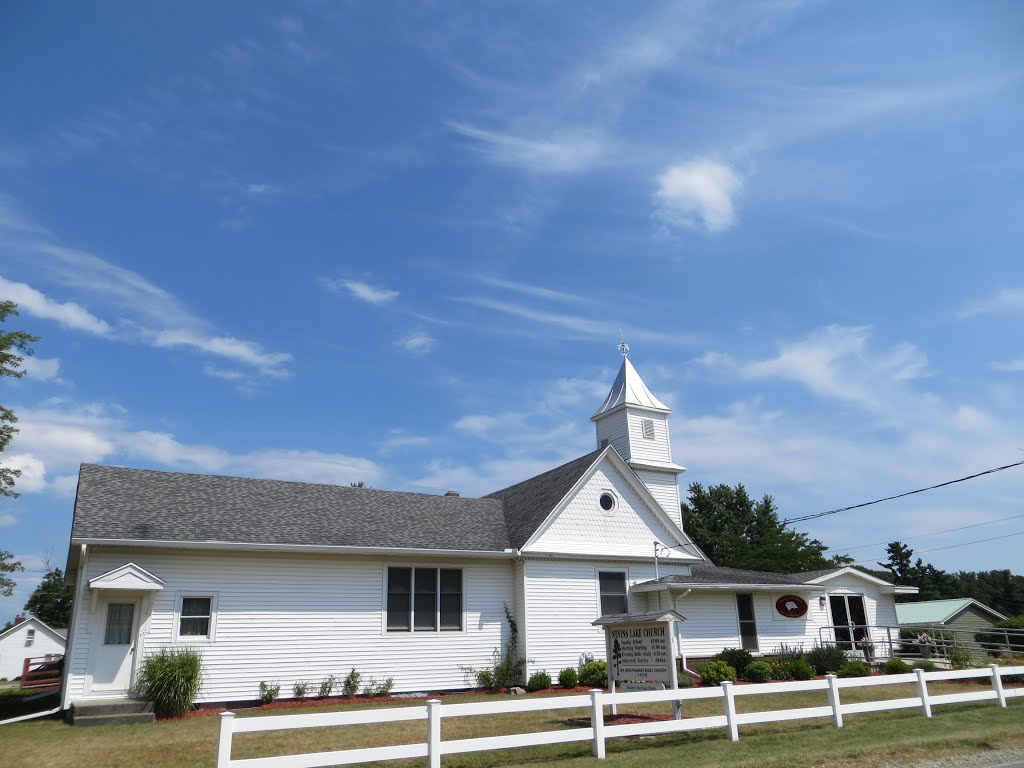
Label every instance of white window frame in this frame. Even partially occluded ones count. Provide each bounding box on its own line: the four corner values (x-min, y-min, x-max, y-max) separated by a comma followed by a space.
596, 569, 629, 617
25, 627, 35, 647
383, 566, 466, 635
173, 592, 219, 643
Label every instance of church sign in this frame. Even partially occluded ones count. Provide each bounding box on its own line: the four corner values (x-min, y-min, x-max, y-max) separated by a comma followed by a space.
593, 610, 685, 685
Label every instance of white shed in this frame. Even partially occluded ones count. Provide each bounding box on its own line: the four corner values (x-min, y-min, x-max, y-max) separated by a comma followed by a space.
0, 616, 66, 681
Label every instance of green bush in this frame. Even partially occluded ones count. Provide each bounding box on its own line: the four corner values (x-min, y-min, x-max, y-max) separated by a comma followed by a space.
699, 660, 737, 686
578, 660, 609, 688
913, 660, 937, 672
558, 667, 578, 689
807, 644, 847, 675
714, 648, 754, 678
293, 681, 309, 699
527, 670, 551, 691
787, 659, 814, 681
318, 675, 335, 698
342, 668, 361, 697
362, 676, 394, 697
947, 646, 973, 670
135, 648, 203, 717
259, 680, 280, 705
884, 658, 911, 674
837, 661, 872, 678
745, 661, 773, 683
769, 660, 793, 681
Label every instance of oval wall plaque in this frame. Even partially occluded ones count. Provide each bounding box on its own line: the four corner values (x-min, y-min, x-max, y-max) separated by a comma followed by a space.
775, 594, 808, 618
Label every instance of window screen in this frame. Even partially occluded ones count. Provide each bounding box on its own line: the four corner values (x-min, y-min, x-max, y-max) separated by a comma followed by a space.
387, 567, 412, 630
180, 597, 213, 637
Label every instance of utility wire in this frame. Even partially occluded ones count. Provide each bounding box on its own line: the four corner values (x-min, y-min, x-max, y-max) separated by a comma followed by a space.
827, 512, 1024, 553
782, 459, 1024, 524
848, 529, 1024, 566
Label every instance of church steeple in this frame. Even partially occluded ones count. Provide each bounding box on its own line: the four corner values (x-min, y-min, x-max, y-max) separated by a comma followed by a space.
592, 344, 686, 528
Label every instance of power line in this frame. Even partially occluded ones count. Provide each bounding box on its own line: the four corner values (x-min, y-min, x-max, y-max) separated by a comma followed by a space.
848, 529, 1024, 566
827, 512, 1024, 553
782, 459, 1024, 525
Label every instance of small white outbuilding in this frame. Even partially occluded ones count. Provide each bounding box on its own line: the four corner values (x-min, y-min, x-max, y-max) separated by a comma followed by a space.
0, 615, 66, 681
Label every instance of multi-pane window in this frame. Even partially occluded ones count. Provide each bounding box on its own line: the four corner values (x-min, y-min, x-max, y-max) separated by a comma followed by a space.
25, 628, 35, 647
387, 567, 462, 632
179, 597, 213, 637
599, 571, 628, 616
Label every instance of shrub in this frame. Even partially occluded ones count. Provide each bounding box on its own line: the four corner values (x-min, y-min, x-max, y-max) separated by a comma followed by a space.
527, 671, 551, 691
787, 659, 814, 681
342, 668, 361, 697
362, 676, 394, 697
578, 660, 609, 688
135, 648, 203, 717
714, 648, 754, 678
837, 661, 872, 678
884, 658, 911, 674
947, 646, 973, 670
558, 667, 578, 689
996, 654, 1024, 683
807, 644, 847, 675
913, 660, 937, 672
258, 680, 280, 705
769, 660, 793, 681
699, 660, 737, 686
318, 675, 335, 698
293, 681, 309, 699
745, 661, 773, 683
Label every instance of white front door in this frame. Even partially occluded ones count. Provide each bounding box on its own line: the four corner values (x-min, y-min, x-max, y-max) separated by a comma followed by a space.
92, 598, 140, 692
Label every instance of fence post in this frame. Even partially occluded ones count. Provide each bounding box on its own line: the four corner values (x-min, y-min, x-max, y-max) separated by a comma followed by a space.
217, 712, 235, 768
913, 668, 932, 718
427, 699, 442, 768
721, 681, 739, 742
826, 674, 843, 728
990, 664, 1007, 708
590, 689, 606, 759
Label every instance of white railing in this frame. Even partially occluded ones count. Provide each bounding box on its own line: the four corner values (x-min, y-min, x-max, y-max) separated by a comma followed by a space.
216, 665, 1024, 768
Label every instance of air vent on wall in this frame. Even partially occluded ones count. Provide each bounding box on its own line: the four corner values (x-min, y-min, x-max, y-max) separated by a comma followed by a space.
642, 418, 655, 439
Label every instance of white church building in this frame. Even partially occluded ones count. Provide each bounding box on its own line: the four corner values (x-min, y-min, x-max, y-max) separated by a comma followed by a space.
60, 354, 912, 707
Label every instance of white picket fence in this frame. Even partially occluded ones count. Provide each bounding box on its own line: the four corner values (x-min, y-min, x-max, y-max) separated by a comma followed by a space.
216, 665, 1024, 768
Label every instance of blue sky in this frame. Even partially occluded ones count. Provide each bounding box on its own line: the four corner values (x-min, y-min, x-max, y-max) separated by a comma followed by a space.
1, 1, 1023, 620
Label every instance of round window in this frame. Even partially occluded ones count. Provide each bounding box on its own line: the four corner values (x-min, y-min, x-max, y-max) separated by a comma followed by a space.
598, 491, 617, 514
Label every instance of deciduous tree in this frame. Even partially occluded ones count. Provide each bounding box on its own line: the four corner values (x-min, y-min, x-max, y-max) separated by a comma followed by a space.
24, 568, 74, 628
1, 300, 40, 498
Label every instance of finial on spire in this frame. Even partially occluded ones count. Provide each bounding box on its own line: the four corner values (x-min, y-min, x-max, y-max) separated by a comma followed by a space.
617, 330, 630, 358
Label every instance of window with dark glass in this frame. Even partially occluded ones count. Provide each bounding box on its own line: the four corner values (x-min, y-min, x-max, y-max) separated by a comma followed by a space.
104, 602, 135, 645
179, 597, 213, 637
736, 594, 758, 651
599, 571, 628, 616
387, 567, 462, 632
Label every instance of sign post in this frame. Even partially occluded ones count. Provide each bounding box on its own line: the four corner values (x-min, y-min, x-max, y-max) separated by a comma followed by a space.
593, 610, 686, 720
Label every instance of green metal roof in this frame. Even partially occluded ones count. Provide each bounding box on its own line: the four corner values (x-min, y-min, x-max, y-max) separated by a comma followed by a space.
896, 598, 1005, 625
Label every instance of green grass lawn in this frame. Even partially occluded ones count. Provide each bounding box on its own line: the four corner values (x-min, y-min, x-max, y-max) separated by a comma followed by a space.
1, 684, 1021, 768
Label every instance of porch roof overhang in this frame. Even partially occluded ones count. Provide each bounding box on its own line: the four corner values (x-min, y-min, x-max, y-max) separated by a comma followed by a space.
592, 609, 686, 626
631, 581, 823, 594
88, 562, 165, 592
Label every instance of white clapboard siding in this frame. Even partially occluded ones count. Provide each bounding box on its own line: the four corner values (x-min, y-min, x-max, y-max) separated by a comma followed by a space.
0, 620, 66, 680
595, 417, 630, 462
521, 559, 690, 676
65, 548, 515, 702
624, 412, 672, 464
526, 461, 689, 560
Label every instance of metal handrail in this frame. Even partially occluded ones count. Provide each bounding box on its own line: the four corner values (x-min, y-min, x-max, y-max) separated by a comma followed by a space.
817, 624, 1024, 661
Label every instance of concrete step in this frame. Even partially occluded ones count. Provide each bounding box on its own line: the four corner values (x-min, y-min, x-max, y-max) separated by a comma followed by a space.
72, 712, 156, 727
70, 699, 155, 726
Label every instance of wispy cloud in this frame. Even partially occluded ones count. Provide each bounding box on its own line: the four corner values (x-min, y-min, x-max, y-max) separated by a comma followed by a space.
0, 201, 293, 383
653, 159, 743, 234
19, 356, 61, 382
0, 275, 112, 335
447, 122, 607, 175
395, 331, 434, 356
476, 275, 582, 302
322, 278, 399, 305
991, 359, 1024, 373
959, 287, 1024, 319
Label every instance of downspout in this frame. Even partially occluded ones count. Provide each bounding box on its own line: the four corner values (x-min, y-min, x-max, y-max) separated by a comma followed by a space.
0, 706, 63, 726
671, 589, 697, 677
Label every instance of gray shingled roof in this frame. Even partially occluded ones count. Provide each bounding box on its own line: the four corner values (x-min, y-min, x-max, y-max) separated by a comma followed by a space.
72, 464, 513, 551
485, 448, 604, 548
71, 451, 608, 552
